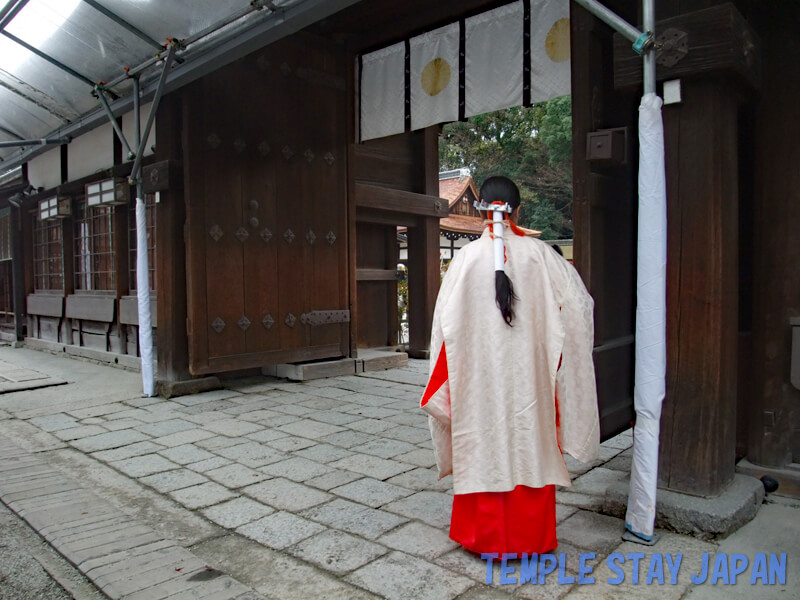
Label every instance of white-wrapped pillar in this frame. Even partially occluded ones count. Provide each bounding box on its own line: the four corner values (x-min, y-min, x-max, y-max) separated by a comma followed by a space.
625, 92, 667, 539
136, 195, 155, 397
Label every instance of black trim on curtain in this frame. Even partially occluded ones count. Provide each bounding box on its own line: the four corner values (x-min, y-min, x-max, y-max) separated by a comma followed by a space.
459, 17, 466, 121
404, 39, 411, 132
357, 53, 363, 142
523, 0, 532, 107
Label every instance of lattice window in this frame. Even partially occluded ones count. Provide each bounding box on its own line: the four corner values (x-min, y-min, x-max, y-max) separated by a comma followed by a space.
33, 217, 64, 291
128, 194, 157, 292
74, 202, 115, 292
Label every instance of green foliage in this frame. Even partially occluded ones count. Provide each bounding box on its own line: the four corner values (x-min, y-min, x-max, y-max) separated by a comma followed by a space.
439, 96, 573, 239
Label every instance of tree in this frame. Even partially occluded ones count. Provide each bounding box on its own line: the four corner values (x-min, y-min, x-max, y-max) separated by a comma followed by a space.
439, 97, 573, 238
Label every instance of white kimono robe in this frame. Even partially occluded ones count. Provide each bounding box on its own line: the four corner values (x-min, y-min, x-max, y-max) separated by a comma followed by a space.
420, 229, 599, 495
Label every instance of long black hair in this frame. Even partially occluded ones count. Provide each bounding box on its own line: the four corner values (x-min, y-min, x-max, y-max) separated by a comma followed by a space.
479, 176, 521, 326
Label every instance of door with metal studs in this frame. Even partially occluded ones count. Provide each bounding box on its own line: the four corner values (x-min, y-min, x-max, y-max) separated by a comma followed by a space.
184, 36, 349, 375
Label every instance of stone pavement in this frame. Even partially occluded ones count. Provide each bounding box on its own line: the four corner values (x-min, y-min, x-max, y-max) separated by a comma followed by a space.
0, 346, 796, 599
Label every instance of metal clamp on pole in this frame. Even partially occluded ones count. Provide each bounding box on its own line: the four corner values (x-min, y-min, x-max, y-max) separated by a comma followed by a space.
473, 200, 513, 213
572, 0, 654, 56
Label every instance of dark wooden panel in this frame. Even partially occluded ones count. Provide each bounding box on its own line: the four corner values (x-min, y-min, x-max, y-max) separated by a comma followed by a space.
119, 295, 157, 327
184, 34, 348, 375
594, 337, 635, 438
355, 223, 396, 348
571, 0, 639, 440
357, 281, 392, 348
142, 160, 183, 193
239, 50, 281, 358
316, 0, 508, 54
202, 67, 246, 362
355, 183, 446, 218
614, 3, 761, 91
352, 135, 419, 191
27, 294, 64, 318
199, 343, 343, 376
741, 0, 800, 468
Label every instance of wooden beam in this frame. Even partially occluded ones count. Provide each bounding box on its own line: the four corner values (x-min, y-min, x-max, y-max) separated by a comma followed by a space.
407, 216, 439, 359
407, 128, 441, 359
357, 268, 397, 281
613, 3, 761, 91
354, 182, 446, 218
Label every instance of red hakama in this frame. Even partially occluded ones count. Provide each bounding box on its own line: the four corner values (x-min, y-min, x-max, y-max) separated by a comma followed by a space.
422, 341, 562, 555
449, 484, 557, 554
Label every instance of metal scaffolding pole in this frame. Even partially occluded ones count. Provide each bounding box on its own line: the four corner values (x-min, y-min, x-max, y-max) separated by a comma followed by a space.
129, 43, 176, 185
95, 87, 134, 159
570, 0, 664, 545
0, 136, 69, 148
643, 0, 656, 93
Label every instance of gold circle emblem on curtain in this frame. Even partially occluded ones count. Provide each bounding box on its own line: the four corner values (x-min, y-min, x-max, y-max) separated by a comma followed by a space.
421, 57, 452, 96
545, 18, 571, 62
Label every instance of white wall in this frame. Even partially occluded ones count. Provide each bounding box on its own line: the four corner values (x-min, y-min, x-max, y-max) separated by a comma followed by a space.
122, 102, 156, 158
27, 147, 61, 191
68, 122, 114, 181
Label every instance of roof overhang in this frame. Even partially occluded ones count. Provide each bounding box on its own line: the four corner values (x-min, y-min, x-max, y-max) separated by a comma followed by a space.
0, 0, 364, 177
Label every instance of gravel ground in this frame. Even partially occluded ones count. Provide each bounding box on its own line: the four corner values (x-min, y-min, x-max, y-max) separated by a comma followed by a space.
0, 501, 103, 600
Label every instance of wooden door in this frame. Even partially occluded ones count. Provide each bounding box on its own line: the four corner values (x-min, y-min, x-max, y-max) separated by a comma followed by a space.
571, 1, 640, 439
184, 36, 349, 375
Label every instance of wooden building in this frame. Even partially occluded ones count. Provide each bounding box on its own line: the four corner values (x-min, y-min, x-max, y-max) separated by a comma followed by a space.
0, 0, 798, 507
398, 169, 541, 263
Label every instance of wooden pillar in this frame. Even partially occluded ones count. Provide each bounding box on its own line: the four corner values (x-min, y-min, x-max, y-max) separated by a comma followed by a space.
10, 206, 26, 341
658, 79, 741, 496
407, 127, 440, 359
745, 3, 800, 470
407, 215, 439, 358
154, 93, 190, 383
614, 3, 761, 496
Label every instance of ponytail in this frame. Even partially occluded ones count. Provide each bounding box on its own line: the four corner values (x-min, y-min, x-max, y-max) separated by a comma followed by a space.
495, 270, 518, 326
481, 176, 522, 326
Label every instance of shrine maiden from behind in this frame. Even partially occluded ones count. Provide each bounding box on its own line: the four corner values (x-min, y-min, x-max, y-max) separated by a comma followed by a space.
420, 176, 599, 554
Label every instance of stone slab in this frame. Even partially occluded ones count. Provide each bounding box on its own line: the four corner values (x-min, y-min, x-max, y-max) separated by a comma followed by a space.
287, 529, 389, 575
300, 498, 408, 540
346, 551, 474, 600
264, 358, 359, 381
604, 474, 764, 539
202, 497, 274, 529
237, 512, 326, 550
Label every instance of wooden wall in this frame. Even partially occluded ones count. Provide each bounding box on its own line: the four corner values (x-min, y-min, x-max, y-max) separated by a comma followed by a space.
741, 2, 800, 468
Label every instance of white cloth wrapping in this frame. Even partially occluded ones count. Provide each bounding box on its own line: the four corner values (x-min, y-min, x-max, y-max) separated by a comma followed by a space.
465, 1, 524, 117
530, 0, 571, 103
410, 23, 460, 130
136, 196, 155, 397
625, 92, 667, 538
421, 229, 599, 495
360, 42, 406, 141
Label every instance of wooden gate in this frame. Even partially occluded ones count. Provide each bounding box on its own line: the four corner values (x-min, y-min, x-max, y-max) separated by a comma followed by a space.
571, 0, 640, 439
184, 36, 349, 375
